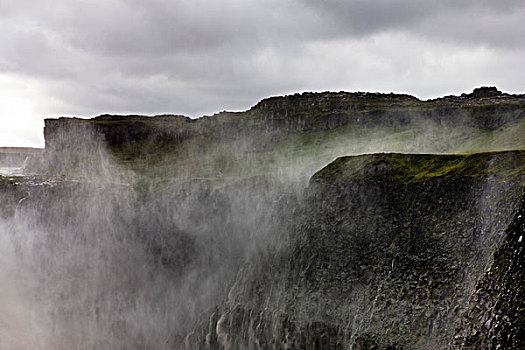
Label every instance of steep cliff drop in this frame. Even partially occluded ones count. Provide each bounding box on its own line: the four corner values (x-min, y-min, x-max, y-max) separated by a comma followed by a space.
0, 87, 524, 349
184, 152, 525, 350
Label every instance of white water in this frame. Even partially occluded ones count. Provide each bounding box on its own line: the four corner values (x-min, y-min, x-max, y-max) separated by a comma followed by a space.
0, 222, 52, 349
0, 167, 25, 177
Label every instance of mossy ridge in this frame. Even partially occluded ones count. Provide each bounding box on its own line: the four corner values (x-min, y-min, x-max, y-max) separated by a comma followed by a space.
105, 108, 525, 182
312, 151, 525, 185
457, 116, 525, 153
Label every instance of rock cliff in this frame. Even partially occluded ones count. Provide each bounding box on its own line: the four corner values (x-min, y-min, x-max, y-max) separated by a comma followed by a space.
184, 151, 525, 349
44, 87, 525, 147
36, 86, 525, 194
0, 87, 523, 349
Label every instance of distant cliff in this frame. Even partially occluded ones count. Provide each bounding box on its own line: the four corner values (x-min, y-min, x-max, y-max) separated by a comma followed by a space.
44, 86, 525, 150
38, 87, 525, 180
0, 147, 43, 167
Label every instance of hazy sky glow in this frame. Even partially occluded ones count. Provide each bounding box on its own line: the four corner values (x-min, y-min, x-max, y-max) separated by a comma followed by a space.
1, 0, 524, 147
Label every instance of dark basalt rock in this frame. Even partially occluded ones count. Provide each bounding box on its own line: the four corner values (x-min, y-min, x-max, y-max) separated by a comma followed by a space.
184, 152, 525, 350
449, 191, 524, 349
471, 86, 502, 98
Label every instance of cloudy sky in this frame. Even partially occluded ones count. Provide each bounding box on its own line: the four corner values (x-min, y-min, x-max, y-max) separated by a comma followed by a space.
1, 0, 524, 147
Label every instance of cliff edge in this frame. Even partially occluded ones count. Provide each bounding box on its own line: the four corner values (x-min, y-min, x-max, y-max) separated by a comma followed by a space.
185, 151, 525, 349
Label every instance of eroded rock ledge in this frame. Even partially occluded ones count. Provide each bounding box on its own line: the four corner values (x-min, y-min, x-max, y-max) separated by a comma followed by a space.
43, 86, 525, 153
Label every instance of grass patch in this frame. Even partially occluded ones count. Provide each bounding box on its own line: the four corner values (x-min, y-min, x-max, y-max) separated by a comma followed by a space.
312, 151, 525, 185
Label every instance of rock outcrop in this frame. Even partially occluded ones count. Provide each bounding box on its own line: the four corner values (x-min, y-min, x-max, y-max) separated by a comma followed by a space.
184, 151, 525, 349
450, 191, 524, 349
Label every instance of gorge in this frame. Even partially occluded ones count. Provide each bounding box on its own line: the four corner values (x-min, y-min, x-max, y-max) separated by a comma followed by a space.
0, 86, 524, 349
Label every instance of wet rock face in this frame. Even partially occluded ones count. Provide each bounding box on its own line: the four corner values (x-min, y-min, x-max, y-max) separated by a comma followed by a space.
450, 192, 525, 350
289, 178, 517, 349
2, 149, 523, 349
184, 153, 524, 350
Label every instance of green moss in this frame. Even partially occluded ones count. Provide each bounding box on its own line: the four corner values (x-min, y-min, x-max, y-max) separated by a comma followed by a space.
0, 175, 15, 186
457, 116, 525, 153
0, 175, 24, 186
313, 151, 525, 184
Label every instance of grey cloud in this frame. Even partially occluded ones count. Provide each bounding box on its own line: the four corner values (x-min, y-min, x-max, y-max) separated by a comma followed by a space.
303, 0, 525, 47
2, 0, 292, 56
303, 0, 430, 35
1, 0, 524, 146
416, 5, 525, 48
3, 0, 524, 57
0, 20, 82, 79
3, 0, 523, 67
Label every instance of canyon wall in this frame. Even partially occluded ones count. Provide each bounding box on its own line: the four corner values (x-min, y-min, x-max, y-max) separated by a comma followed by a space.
0, 87, 523, 349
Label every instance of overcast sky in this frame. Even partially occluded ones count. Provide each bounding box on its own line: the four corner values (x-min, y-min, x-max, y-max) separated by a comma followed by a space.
1, 0, 524, 147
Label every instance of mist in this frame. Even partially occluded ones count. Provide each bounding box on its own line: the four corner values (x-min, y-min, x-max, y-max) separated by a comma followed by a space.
0, 89, 523, 348
0, 125, 298, 349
